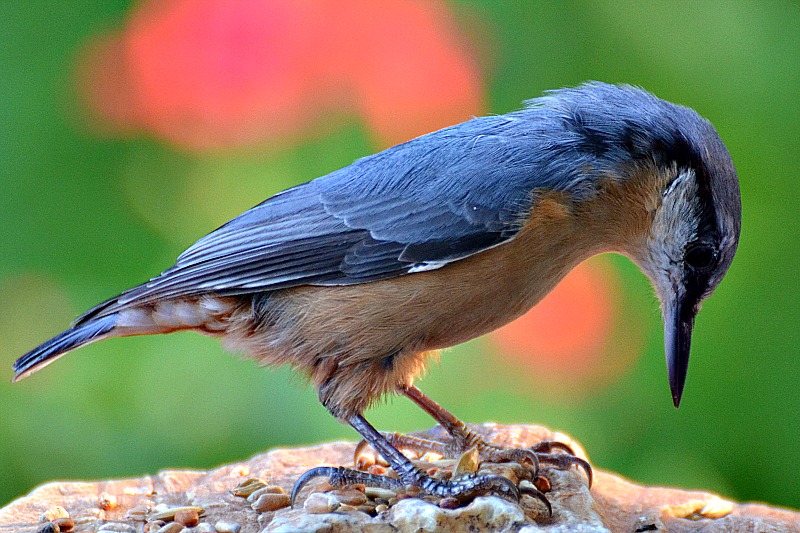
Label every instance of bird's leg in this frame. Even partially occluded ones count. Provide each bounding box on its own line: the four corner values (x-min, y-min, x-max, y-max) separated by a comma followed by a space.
350, 389, 524, 468
393, 385, 592, 486
405, 384, 536, 462
352, 388, 559, 467
352, 431, 451, 467
292, 413, 551, 512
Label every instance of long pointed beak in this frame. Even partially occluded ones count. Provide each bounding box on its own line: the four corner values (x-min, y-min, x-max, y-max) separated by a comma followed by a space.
663, 288, 696, 408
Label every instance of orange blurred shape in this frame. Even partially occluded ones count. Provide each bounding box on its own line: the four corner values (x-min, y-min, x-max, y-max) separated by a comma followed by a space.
125, 0, 323, 149
490, 260, 618, 384
330, 0, 483, 146
76, 0, 483, 152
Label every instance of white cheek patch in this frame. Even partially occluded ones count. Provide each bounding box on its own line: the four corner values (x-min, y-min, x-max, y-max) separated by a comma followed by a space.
642, 168, 703, 294
655, 169, 702, 251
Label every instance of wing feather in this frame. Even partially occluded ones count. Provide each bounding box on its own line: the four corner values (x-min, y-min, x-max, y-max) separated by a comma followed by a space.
84, 113, 572, 320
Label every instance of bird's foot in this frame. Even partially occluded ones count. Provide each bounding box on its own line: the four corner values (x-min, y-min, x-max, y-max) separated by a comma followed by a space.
290, 465, 551, 514
290, 414, 553, 513
354, 430, 592, 489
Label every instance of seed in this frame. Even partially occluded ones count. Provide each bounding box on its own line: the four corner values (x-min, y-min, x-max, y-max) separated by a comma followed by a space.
251, 492, 290, 512
174, 509, 199, 527
149, 506, 206, 522
364, 487, 396, 501
534, 476, 551, 493
214, 520, 242, 533
453, 447, 480, 476
246, 488, 266, 502
155, 523, 184, 533
99, 492, 118, 511
40, 507, 70, 522
231, 478, 267, 498
246, 485, 287, 502
53, 518, 75, 532
304, 492, 339, 514
126, 505, 151, 521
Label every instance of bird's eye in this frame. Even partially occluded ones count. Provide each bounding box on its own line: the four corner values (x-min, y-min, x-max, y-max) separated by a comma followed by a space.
684, 243, 717, 271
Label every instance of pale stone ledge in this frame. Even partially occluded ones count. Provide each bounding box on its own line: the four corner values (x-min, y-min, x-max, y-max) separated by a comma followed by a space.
1, 424, 796, 532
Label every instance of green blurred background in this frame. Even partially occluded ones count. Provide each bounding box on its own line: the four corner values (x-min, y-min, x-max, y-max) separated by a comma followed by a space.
2, 0, 799, 510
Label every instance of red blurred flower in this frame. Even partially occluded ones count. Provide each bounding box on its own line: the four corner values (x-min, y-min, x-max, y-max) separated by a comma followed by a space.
76, 0, 484, 151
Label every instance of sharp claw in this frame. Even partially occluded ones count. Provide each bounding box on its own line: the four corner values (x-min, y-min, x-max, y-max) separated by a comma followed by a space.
537, 453, 593, 489
290, 466, 338, 508
520, 483, 553, 516
515, 449, 540, 475
532, 440, 576, 456
573, 456, 593, 488
491, 475, 522, 503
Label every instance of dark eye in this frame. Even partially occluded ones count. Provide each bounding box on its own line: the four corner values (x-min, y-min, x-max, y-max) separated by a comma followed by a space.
685, 243, 717, 271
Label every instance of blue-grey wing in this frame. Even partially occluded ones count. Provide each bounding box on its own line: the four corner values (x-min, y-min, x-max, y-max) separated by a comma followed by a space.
112, 114, 568, 306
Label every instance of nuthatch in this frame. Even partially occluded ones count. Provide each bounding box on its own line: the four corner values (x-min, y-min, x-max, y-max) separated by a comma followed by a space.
13, 82, 741, 508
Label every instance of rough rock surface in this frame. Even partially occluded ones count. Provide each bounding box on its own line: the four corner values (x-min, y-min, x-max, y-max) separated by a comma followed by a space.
1, 424, 797, 532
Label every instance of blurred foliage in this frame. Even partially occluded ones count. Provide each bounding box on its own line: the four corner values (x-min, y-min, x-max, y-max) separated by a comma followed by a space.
1, 0, 799, 511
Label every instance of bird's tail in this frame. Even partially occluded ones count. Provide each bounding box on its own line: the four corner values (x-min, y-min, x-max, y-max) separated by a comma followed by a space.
12, 313, 119, 382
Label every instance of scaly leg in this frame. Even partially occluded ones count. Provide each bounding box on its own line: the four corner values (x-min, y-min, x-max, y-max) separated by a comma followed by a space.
291, 414, 551, 512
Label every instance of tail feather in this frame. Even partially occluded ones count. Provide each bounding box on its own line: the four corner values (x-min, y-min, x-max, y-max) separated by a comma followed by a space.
12, 314, 118, 382
74, 294, 125, 326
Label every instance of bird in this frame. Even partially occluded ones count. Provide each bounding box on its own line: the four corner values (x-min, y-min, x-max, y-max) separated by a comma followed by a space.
12, 82, 741, 509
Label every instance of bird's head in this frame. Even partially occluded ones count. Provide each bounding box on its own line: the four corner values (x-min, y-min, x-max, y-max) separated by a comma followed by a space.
526, 83, 741, 407
618, 97, 742, 408
640, 165, 740, 407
